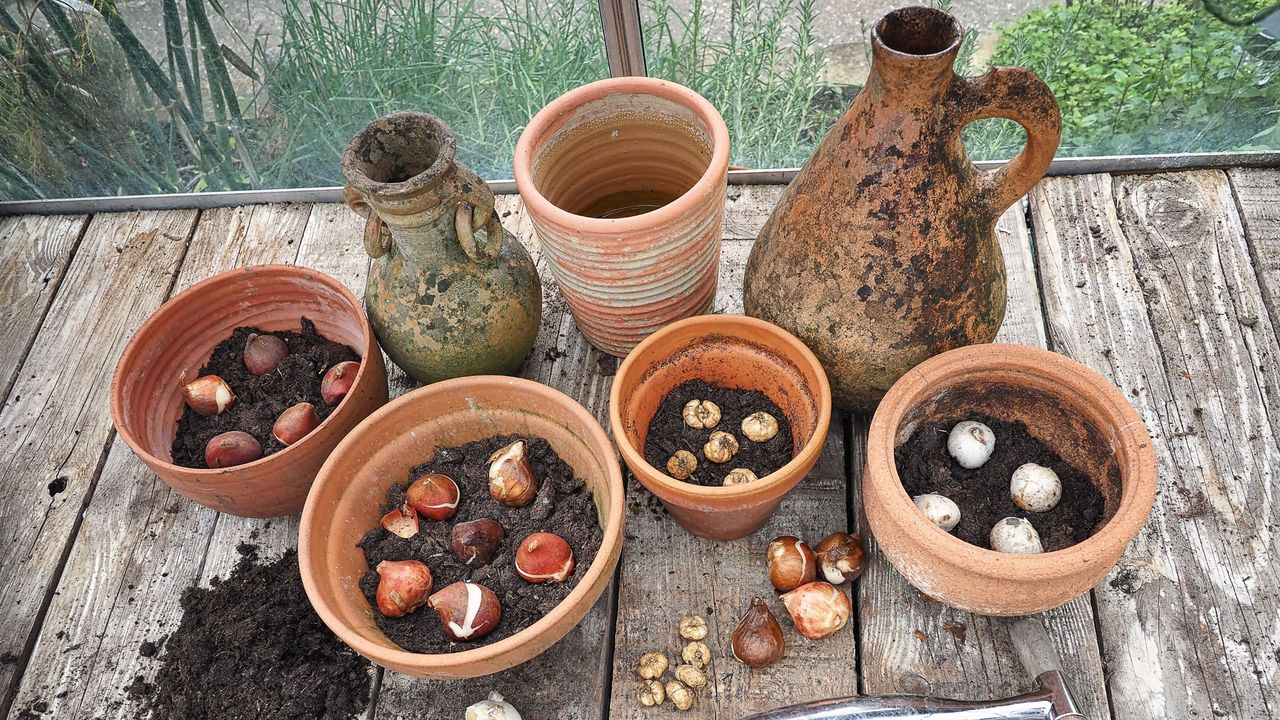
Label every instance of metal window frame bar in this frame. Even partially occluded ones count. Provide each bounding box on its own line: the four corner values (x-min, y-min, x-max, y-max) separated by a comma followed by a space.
598, 0, 647, 76
1, 151, 1276, 216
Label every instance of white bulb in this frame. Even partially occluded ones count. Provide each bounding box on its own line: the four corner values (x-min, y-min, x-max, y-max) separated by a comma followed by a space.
466, 692, 522, 720
1010, 463, 1062, 512
913, 493, 961, 532
989, 517, 1044, 554
947, 420, 995, 469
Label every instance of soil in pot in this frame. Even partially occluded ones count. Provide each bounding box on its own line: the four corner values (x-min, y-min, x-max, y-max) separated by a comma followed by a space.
358, 434, 603, 654
642, 379, 794, 486
895, 416, 1105, 552
171, 318, 360, 468
127, 544, 370, 720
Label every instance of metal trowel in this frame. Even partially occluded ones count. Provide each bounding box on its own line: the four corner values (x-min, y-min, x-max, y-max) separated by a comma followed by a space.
740, 618, 1085, 720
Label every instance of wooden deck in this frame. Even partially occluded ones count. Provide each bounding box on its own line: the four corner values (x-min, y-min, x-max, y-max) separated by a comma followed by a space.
1, 168, 1277, 719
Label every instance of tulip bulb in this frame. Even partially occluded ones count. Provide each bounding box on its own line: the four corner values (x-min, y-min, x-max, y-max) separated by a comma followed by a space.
406, 473, 460, 521
375, 560, 433, 618
514, 532, 574, 583
731, 597, 785, 668
243, 333, 288, 375
428, 581, 502, 641
488, 441, 538, 507
780, 581, 850, 640
321, 361, 360, 405
204, 431, 262, 468
272, 402, 320, 445
181, 375, 235, 416
451, 519, 505, 567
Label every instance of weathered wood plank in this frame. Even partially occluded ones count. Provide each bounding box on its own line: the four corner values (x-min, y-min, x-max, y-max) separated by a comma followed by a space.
853, 203, 1110, 720
374, 195, 620, 720
5, 204, 337, 720
1031, 171, 1280, 719
1227, 168, 1280, 340
0, 210, 198, 718
0, 213, 90, 403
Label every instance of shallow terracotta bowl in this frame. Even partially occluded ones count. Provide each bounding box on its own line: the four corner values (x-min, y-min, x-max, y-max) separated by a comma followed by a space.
864, 343, 1156, 615
299, 376, 625, 679
609, 314, 832, 540
110, 265, 388, 517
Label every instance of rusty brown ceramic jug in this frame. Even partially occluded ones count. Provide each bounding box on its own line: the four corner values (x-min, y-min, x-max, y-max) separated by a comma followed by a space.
342, 112, 541, 384
743, 6, 1060, 411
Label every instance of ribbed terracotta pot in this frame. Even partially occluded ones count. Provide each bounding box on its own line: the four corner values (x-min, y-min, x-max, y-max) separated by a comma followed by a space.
514, 77, 730, 357
110, 265, 389, 517
609, 315, 831, 540
864, 344, 1156, 615
299, 376, 624, 679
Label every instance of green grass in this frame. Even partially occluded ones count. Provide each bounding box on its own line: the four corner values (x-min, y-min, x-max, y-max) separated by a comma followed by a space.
253, 0, 608, 184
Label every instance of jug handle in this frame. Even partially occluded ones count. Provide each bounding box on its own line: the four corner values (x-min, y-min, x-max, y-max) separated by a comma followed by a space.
343, 185, 392, 259
451, 167, 503, 266
950, 67, 1061, 215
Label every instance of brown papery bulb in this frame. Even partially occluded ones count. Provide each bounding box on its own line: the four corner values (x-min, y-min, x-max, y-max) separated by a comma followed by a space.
243, 333, 288, 375
815, 531, 867, 585
321, 361, 360, 405
375, 560, 433, 618
451, 518, 505, 567
181, 375, 235, 416
272, 402, 320, 446
406, 473, 460, 521
488, 440, 538, 507
731, 597, 785, 668
767, 535, 815, 592
428, 581, 502, 641
204, 431, 262, 468
380, 503, 419, 539
515, 532, 574, 583
780, 581, 850, 640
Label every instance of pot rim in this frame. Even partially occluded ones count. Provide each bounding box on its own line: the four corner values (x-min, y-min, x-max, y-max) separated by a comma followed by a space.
340, 110, 457, 201
871, 6, 964, 61
608, 314, 833, 502
866, 343, 1156, 579
513, 77, 731, 234
108, 264, 378, 478
298, 375, 626, 670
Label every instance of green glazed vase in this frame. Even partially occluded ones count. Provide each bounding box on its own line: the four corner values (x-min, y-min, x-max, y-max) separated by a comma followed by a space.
342, 112, 541, 384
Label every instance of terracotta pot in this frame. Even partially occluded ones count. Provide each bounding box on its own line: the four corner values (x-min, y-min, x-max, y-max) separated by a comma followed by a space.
299, 376, 624, 679
514, 77, 730, 357
864, 344, 1156, 615
342, 111, 542, 384
744, 6, 1061, 412
110, 265, 389, 518
609, 315, 832, 540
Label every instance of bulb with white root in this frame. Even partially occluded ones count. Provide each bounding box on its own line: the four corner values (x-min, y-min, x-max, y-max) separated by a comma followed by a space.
1010, 463, 1062, 512
947, 420, 995, 469
913, 493, 961, 532
466, 692, 522, 720
989, 517, 1044, 554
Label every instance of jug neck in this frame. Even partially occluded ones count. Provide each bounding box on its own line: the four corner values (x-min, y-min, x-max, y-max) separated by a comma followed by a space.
867, 6, 963, 103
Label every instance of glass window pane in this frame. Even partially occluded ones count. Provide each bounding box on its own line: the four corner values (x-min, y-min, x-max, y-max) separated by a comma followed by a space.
0, 0, 609, 200
640, 0, 1280, 165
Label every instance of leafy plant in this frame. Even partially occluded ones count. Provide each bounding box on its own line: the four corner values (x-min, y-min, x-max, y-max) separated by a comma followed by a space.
972, 0, 1280, 157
